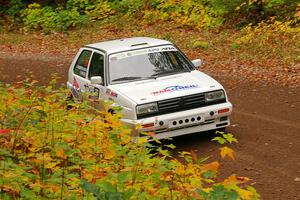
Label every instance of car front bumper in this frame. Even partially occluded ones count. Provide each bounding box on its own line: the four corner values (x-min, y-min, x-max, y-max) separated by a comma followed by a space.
121, 102, 232, 140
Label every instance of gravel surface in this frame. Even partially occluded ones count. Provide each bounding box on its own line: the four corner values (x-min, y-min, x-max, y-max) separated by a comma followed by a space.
0, 53, 300, 199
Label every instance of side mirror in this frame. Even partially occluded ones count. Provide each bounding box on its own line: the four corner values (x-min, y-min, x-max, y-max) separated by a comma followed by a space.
91, 76, 103, 85
192, 59, 203, 68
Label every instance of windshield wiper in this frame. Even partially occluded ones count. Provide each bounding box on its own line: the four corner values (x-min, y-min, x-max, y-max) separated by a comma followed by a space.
151, 69, 190, 77
112, 76, 157, 82
112, 76, 143, 82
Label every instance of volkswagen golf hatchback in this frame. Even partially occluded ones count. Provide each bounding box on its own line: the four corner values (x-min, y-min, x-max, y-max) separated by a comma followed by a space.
67, 37, 232, 139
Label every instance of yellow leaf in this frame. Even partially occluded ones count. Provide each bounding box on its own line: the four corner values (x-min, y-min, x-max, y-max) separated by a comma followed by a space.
45, 161, 59, 169
103, 148, 115, 159
220, 146, 235, 160
135, 124, 142, 130
202, 188, 212, 193
223, 174, 250, 185
138, 137, 148, 144
176, 163, 185, 175
295, 11, 300, 20
238, 188, 254, 200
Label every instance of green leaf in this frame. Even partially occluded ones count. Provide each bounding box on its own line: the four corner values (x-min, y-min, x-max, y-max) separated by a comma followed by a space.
123, 189, 135, 199
212, 136, 226, 144
20, 188, 36, 199
208, 185, 239, 200
65, 173, 79, 179
223, 133, 238, 144
0, 192, 13, 200
80, 179, 101, 199
98, 181, 116, 193
105, 192, 123, 200
117, 171, 130, 183
164, 144, 176, 149
0, 149, 13, 157
196, 156, 210, 165
202, 170, 215, 179
157, 148, 171, 157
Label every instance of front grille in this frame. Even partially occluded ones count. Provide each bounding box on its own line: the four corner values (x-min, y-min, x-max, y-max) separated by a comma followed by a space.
158, 97, 182, 111
158, 93, 206, 111
137, 91, 226, 119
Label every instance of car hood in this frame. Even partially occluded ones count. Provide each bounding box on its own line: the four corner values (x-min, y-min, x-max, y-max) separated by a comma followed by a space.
108, 70, 223, 104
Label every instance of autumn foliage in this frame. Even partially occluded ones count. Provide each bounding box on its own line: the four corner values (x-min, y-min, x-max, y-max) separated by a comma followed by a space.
0, 0, 299, 32
0, 81, 259, 199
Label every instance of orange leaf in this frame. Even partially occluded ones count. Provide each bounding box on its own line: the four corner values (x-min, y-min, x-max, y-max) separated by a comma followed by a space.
56, 148, 64, 158
220, 146, 235, 160
202, 161, 219, 172
147, 131, 155, 137
190, 150, 197, 162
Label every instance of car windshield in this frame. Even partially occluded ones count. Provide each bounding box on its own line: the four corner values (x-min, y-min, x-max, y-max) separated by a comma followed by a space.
109, 46, 194, 84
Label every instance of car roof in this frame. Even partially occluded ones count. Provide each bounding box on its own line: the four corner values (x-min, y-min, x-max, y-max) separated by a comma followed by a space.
85, 37, 173, 54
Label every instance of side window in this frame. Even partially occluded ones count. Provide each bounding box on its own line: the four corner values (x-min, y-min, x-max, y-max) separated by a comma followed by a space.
88, 52, 104, 80
73, 50, 92, 78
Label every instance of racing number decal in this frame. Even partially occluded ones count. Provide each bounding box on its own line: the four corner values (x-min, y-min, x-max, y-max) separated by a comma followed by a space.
93, 87, 100, 98
86, 85, 103, 110
84, 84, 100, 98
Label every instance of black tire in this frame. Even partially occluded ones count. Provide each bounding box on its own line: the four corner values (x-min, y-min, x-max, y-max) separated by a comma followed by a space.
66, 93, 75, 110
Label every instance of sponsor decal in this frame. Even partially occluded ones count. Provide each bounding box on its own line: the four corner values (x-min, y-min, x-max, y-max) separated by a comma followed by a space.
76, 65, 87, 72
151, 85, 199, 95
74, 77, 79, 90
106, 89, 118, 98
110, 45, 177, 62
71, 77, 82, 99
93, 87, 100, 98
148, 46, 176, 53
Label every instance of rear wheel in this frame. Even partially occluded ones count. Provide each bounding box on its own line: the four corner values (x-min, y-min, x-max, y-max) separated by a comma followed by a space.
108, 108, 116, 115
66, 92, 75, 110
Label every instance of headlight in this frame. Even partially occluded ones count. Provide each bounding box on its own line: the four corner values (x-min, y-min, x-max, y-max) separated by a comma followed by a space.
205, 90, 225, 102
136, 103, 158, 116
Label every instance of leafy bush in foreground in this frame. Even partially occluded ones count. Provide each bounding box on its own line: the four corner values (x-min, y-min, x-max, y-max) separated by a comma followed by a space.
0, 81, 259, 199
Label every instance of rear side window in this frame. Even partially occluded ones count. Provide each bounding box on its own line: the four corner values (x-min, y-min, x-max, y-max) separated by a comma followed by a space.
88, 53, 104, 79
74, 50, 92, 78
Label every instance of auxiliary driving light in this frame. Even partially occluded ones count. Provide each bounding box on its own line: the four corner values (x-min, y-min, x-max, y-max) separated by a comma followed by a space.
218, 108, 230, 114
142, 123, 155, 128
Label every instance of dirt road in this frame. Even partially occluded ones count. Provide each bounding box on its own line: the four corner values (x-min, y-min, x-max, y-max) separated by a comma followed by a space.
1, 53, 300, 199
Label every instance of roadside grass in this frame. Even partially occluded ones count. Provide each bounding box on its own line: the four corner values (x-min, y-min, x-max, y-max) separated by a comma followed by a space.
0, 17, 299, 86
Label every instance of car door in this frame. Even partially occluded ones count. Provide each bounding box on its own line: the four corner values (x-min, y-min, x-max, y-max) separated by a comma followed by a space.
85, 51, 106, 110
71, 48, 92, 100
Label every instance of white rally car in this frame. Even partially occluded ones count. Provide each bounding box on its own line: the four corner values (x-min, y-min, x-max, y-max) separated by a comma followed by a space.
67, 37, 232, 139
